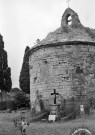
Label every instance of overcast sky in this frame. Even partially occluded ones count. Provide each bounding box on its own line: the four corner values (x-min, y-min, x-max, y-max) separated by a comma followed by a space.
0, 0, 95, 88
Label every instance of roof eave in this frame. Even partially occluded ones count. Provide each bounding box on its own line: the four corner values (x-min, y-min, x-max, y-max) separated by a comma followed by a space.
28, 40, 95, 56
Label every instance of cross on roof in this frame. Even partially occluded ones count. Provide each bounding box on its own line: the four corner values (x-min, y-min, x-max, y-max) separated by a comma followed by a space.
66, 0, 71, 8
51, 89, 59, 104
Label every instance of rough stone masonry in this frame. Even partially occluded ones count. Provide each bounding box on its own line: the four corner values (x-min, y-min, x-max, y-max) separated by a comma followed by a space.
29, 8, 95, 110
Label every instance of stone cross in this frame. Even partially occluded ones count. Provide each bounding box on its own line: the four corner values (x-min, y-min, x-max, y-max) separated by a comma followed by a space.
66, 0, 71, 8
51, 89, 59, 104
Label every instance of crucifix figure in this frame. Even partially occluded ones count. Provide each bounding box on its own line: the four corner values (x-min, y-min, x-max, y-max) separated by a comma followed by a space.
51, 89, 59, 104
66, 0, 71, 8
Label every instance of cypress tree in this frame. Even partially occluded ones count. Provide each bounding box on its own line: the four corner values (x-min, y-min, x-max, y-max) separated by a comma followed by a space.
19, 46, 30, 94
4, 67, 12, 92
0, 34, 12, 93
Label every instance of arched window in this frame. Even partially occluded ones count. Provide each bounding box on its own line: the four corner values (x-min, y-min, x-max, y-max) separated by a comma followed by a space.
66, 14, 72, 25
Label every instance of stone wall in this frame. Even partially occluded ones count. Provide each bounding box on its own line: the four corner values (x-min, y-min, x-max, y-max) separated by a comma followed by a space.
29, 43, 95, 107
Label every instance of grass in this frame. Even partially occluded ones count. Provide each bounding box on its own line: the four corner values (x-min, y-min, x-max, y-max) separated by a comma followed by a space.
0, 109, 95, 135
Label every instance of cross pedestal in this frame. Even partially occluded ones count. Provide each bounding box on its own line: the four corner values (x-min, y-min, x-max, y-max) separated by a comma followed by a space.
50, 104, 59, 115
48, 104, 60, 122
48, 89, 60, 121
50, 89, 60, 116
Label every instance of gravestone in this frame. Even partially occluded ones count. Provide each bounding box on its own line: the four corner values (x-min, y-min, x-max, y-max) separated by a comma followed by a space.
80, 104, 85, 117
35, 99, 41, 113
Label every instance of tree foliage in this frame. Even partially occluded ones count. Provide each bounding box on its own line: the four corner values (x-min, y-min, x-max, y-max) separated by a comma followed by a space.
0, 34, 12, 92
11, 87, 21, 93
19, 46, 30, 94
14, 90, 30, 109
11, 87, 30, 109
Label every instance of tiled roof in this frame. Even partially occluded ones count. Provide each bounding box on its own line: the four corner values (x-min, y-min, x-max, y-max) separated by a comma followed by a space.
30, 8, 95, 51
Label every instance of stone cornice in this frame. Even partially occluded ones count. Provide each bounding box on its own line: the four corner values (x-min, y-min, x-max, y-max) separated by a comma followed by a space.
28, 41, 95, 57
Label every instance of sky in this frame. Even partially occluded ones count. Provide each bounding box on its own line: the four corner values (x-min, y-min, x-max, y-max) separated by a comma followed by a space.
0, 0, 95, 88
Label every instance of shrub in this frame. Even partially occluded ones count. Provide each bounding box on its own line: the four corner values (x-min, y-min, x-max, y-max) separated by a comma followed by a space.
10, 87, 21, 93
89, 97, 95, 108
6, 100, 17, 110
14, 91, 30, 109
0, 101, 7, 110
60, 97, 80, 119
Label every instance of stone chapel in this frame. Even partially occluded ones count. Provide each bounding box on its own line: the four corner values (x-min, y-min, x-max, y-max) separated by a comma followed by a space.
29, 8, 95, 110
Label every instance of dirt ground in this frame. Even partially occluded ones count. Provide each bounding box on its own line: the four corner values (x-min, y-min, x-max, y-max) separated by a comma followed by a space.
0, 109, 95, 135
